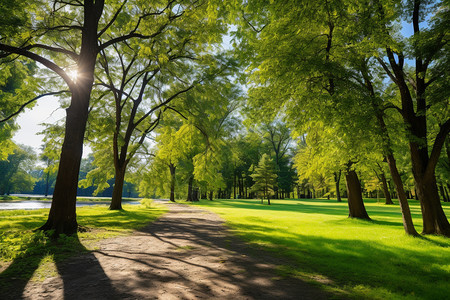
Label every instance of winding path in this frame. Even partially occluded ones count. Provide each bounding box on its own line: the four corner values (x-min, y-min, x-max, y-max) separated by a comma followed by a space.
22, 202, 330, 299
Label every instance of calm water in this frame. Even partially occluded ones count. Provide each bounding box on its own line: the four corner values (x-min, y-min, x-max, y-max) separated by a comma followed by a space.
0, 200, 140, 210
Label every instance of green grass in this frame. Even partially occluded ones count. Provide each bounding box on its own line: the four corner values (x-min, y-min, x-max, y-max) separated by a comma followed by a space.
0, 200, 166, 290
191, 198, 450, 300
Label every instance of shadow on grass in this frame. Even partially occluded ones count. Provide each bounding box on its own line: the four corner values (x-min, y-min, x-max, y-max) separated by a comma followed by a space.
0, 232, 121, 299
0, 205, 164, 299
223, 221, 450, 300
87, 209, 332, 300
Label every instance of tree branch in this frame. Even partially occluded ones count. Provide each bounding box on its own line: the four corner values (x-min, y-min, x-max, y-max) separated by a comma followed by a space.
425, 118, 450, 180
0, 91, 69, 123
376, 57, 398, 84
97, 0, 128, 38
23, 44, 79, 61
134, 84, 196, 127
0, 44, 76, 89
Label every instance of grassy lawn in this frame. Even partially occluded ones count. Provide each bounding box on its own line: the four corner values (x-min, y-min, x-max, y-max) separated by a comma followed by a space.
192, 198, 450, 300
0, 199, 166, 289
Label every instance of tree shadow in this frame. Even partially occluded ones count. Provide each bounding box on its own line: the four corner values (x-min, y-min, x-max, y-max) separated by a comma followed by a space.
0, 232, 122, 299
82, 208, 334, 300
219, 222, 450, 300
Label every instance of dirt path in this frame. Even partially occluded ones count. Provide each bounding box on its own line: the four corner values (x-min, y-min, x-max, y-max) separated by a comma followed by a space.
21, 202, 331, 299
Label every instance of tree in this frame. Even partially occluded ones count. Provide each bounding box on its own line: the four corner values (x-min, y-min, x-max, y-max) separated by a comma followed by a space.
250, 154, 277, 205
365, 0, 450, 235
233, 0, 429, 231
79, 1, 231, 209
0, 1, 227, 234
0, 145, 36, 195
259, 121, 293, 199
0, 59, 39, 160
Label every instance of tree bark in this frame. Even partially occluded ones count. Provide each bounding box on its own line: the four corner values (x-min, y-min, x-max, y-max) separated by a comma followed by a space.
415, 173, 450, 235
193, 187, 199, 202
38, 1, 104, 236
169, 163, 176, 202
39, 90, 91, 235
345, 169, 370, 220
385, 155, 419, 235
110, 164, 127, 210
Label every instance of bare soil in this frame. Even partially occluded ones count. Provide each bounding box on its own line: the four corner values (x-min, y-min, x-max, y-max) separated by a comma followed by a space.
17, 202, 332, 299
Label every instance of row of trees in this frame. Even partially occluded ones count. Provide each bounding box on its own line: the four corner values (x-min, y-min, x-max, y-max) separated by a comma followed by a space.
235, 0, 449, 236
1, 0, 449, 237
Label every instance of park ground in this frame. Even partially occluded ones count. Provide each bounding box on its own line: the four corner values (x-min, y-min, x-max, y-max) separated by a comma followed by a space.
1, 198, 449, 299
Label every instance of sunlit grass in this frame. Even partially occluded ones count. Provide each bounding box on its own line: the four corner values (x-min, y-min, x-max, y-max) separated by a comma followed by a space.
0, 200, 166, 288
192, 198, 450, 300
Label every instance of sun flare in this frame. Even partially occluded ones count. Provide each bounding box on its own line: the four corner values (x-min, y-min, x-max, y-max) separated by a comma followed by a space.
67, 69, 78, 82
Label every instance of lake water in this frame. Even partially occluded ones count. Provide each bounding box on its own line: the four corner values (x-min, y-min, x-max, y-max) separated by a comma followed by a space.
0, 200, 141, 210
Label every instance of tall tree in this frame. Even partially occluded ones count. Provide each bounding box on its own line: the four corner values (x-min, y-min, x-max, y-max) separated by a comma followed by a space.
0, 1, 226, 234
250, 154, 278, 205
367, 0, 450, 235
82, 1, 230, 209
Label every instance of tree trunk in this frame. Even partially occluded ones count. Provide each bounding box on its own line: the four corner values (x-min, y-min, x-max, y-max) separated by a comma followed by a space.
439, 185, 449, 202
345, 169, 370, 220
39, 91, 90, 235
233, 171, 236, 199
209, 190, 213, 201
334, 171, 342, 202
445, 185, 450, 203
379, 171, 393, 205
193, 187, 199, 202
110, 163, 127, 210
39, 1, 104, 236
169, 163, 176, 202
415, 173, 450, 235
187, 176, 193, 202
384, 155, 418, 235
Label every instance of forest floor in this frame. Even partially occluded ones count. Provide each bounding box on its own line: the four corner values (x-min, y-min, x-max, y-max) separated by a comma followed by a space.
16, 202, 333, 299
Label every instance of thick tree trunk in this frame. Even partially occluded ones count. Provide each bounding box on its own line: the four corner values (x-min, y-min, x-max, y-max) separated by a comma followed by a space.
209, 190, 213, 201
169, 163, 176, 202
379, 171, 393, 205
110, 164, 127, 210
345, 169, 370, 220
193, 187, 199, 202
39, 91, 90, 235
334, 171, 342, 202
39, 1, 104, 236
415, 172, 450, 235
